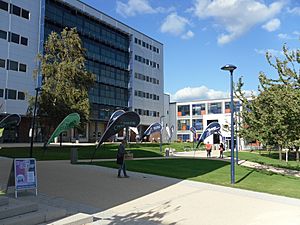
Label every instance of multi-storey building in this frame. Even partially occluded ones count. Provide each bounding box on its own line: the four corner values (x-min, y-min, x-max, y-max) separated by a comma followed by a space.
169, 98, 249, 150
0, 0, 164, 142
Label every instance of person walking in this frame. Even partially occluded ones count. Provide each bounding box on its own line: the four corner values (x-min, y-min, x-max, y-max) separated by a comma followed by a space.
205, 141, 212, 158
219, 142, 225, 158
116, 139, 129, 178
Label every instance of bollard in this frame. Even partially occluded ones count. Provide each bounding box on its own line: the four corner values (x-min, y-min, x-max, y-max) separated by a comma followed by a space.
70, 148, 78, 164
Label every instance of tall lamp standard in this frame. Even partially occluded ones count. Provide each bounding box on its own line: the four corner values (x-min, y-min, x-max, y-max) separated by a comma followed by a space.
160, 115, 165, 152
29, 87, 42, 158
221, 64, 237, 184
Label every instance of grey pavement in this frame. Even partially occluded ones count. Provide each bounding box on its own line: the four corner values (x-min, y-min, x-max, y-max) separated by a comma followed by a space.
2, 160, 299, 225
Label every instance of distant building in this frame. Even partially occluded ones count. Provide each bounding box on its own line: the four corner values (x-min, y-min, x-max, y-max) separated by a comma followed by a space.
0, 0, 164, 142
169, 98, 256, 150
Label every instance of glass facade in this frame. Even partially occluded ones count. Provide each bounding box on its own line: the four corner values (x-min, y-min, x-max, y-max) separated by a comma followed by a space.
44, 0, 130, 121
208, 102, 222, 114
192, 103, 206, 115
225, 101, 240, 113
177, 105, 190, 116
177, 134, 190, 142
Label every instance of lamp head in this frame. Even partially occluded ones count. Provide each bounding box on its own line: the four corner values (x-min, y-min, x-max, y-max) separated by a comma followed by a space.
221, 64, 237, 72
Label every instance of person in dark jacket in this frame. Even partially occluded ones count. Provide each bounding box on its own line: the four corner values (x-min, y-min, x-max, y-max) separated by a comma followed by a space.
116, 139, 129, 178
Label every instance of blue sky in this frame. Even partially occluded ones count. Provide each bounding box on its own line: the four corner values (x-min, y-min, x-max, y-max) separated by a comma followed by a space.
81, 0, 300, 101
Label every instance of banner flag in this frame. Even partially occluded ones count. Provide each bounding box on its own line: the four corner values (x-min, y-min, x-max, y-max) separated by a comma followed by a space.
0, 114, 21, 129
96, 111, 140, 149
108, 110, 125, 127
190, 126, 196, 134
196, 122, 221, 148
0, 128, 4, 138
46, 113, 80, 146
140, 122, 162, 141
166, 126, 170, 140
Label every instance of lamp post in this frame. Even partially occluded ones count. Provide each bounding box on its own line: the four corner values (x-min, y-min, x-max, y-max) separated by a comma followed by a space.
221, 64, 237, 184
29, 87, 41, 158
160, 115, 165, 152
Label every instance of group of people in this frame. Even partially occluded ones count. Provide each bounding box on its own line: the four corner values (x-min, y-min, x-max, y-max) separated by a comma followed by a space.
205, 142, 225, 158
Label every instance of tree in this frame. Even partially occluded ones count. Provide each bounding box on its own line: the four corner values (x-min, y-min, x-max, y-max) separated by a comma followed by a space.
36, 28, 95, 136
236, 43, 300, 161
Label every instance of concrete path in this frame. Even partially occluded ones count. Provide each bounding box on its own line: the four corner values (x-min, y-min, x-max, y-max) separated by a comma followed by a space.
6, 160, 299, 225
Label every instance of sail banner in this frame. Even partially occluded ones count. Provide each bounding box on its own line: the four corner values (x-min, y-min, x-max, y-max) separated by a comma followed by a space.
196, 122, 221, 148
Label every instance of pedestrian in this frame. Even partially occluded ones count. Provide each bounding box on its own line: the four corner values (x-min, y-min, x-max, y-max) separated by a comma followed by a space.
219, 143, 225, 158
205, 141, 212, 158
116, 139, 129, 178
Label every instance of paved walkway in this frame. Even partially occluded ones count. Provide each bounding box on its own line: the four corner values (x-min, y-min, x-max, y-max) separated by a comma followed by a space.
17, 161, 300, 224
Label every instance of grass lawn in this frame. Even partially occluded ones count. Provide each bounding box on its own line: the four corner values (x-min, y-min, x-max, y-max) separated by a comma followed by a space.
0, 143, 164, 160
231, 151, 300, 171
90, 158, 300, 199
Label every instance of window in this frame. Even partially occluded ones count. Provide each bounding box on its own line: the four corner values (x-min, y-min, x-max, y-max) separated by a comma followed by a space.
17, 91, 25, 100
10, 33, 19, 44
0, 59, 5, 68
193, 119, 203, 130
5, 89, 17, 99
7, 60, 18, 71
192, 104, 206, 115
19, 63, 26, 72
134, 38, 138, 43
0, 1, 8, 11
0, 30, 6, 40
177, 105, 190, 116
178, 119, 190, 131
20, 37, 28, 46
208, 102, 222, 114
21, 9, 29, 19
0, 89, 3, 98
11, 5, 21, 16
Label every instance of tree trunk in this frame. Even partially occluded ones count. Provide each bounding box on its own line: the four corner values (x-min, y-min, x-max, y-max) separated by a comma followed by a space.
279, 146, 282, 161
285, 149, 288, 162
296, 148, 299, 162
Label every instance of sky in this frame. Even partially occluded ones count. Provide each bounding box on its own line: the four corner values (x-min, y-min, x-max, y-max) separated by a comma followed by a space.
80, 0, 300, 102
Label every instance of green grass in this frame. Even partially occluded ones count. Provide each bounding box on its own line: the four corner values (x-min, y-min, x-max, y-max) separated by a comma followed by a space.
0, 143, 164, 160
90, 158, 300, 199
231, 151, 300, 171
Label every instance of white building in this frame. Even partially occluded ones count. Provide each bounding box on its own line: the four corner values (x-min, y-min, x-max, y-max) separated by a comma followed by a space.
169, 98, 247, 150
0, 0, 164, 142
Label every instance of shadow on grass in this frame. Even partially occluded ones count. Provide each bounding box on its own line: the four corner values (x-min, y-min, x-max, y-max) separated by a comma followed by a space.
236, 169, 255, 184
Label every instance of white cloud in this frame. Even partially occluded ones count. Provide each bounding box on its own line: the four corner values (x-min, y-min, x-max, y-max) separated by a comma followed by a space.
116, 0, 157, 17
262, 18, 281, 32
287, 7, 300, 15
278, 31, 300, 40
181, 30, 195, 40
160, 12, 191, 36
255, 48, 283, 57
191, 0, 285, 44
170, 86, 229, 102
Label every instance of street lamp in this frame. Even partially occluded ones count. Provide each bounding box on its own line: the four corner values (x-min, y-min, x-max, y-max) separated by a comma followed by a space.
29, 87, 42, 158
160, 115, 165, 152
221, 64, 237, 184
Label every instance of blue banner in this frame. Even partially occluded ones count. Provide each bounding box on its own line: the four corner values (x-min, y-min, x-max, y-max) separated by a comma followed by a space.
190, 126, 196, 134
196, 122, 221, 148
140, 122, 162, 141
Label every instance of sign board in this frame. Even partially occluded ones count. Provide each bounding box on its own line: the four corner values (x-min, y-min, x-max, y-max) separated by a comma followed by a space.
14, 158, 37, 198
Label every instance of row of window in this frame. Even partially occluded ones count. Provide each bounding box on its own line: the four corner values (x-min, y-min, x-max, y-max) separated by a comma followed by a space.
134, 108, 160, 117
134, 55, 160, 69
177, 101, 240, 116
134, 37, 160, 54
177, 119, 203, 131
0, 58, 27, 72
134, 72, 159, 85
0, 1, 30, 19
0, 88, 25, 100
45, 0, 129, 52
134, 90, 160, 101
0, 30, 28, 46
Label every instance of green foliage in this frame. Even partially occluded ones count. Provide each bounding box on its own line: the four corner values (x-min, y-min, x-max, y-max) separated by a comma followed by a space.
37, 27, 95, 125
236, 43, 300, 150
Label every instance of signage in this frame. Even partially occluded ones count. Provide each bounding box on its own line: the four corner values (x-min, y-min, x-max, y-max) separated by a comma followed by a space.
14, 158, 37, 197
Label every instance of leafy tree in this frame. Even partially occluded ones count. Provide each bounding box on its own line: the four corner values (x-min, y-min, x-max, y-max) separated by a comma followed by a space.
36, 28, 95, 136
236, 43, 300, 161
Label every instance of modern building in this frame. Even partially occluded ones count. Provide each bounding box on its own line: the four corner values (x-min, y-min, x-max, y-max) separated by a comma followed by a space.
169, 98, 249, 150
0, 0, 164, 142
